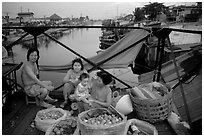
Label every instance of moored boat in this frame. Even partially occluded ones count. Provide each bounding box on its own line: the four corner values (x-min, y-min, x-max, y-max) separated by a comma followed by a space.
2, 22, 202, 135
99, 41, 114, 50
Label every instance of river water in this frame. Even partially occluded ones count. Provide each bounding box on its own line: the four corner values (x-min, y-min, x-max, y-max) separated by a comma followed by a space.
11, 22, 201, 89
12, 22, 102, 88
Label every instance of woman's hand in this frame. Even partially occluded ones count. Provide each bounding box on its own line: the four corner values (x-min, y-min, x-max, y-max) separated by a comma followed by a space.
89, 98, 96, 104
46, 85, 54, 91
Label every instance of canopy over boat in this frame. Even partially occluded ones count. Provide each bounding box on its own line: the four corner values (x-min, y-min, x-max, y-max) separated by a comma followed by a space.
3, 24, 202, 131
40, 29, 150, 72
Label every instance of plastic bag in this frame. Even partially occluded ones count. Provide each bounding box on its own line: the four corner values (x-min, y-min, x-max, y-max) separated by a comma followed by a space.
45, 117, 77, 135
111, 91, 121, 107
112, 91, 133, 115
123, 118, 158, 135
34, 108, 68, 132
115, 94, 133, 115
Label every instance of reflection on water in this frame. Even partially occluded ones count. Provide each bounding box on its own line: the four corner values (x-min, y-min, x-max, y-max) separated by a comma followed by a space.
13, 22, 200, 88
13, 22, 102, 87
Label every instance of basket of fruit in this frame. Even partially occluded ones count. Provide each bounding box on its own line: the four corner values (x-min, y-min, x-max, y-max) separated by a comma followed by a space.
45, 117, 77, 135
129, 82, 172, 123
124, 118, 158, 135
77, 107, 127, 135
35, 108, 68, 132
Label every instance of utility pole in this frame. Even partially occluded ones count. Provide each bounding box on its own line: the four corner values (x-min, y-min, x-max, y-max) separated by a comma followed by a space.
43, 15, 46, 23
117, 6, 118, 20
5, 12, 9, 23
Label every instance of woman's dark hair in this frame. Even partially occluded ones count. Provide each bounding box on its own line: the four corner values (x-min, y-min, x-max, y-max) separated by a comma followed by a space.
97, 71, 112, 85
27, 48, 39, 61
79, 73, 89, 81
72, 58, 84, 70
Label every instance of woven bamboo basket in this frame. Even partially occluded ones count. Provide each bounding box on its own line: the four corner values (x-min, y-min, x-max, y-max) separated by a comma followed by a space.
45, 117, 77, 135
129, 89, 172, 123
77, 107, 127, 135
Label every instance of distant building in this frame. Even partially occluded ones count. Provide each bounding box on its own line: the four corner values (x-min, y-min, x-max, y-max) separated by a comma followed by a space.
79, 16, 85, 22
124, 14, 134, 21
156, 12, 167, 23
118, 14, 133, 21
169, 4, 202, 22
17, 12, 34, 23
49, 13, 62, 23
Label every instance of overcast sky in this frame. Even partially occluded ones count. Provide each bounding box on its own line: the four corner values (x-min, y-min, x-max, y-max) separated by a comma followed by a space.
2, 1, 196, 19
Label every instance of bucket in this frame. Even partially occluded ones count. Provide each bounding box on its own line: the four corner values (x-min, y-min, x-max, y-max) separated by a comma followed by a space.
115, 94, 133, 115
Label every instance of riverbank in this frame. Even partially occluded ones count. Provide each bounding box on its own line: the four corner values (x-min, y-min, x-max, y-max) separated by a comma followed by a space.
164, 21, 202, 29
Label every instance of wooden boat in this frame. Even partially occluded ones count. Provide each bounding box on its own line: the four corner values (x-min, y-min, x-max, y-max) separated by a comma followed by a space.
2, 23, 202, 135
100, 38, 117, 43
99, 19, 132, 50
138, 46, 202, 123
99, 41, 114, 50
99, 34, 115, 40
6, 27, 68, 44
144, 21, 161, 27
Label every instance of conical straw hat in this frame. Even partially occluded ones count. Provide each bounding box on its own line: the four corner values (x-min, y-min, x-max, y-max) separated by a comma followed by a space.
115, 94, 133, 115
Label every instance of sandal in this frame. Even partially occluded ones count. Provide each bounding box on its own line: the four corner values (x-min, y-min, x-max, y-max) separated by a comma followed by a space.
45, 96, 58, 103
40, 101, 55, 108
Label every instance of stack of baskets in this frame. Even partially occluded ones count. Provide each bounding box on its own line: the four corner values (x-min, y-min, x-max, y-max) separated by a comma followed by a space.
129, 82, 172, 123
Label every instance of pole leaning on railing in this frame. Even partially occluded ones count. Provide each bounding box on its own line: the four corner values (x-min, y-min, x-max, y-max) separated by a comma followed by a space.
167, 36, 192, 130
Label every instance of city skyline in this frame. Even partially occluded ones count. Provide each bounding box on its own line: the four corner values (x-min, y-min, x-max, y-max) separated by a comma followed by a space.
2, 1, 196, 20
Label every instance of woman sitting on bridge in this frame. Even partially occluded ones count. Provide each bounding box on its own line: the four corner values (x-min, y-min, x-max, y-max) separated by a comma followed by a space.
60, 58, 88, 108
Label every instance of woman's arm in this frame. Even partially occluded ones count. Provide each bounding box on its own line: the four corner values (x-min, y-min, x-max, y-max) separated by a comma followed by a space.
91, 87, 112, 108
63, 69, 71, 83
25, 65, 53, 91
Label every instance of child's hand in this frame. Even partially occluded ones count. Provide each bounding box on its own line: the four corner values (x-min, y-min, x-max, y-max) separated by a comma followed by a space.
88, 98, 94, 102
69, 79, 77, 83
88, 102, 93, 107
86, 94, 91, 99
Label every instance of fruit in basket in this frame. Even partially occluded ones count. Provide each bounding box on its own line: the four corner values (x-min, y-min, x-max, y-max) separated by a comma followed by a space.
132, 82, 169, 99
82, 113, 122, 125
51, 118, 77, 135
38, 110, 63, 120
132, 86, 147, 99
151, 82, 169, 96
127, 124, 149, 135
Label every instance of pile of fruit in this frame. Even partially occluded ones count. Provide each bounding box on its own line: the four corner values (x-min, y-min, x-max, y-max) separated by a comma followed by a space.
82, 113, 122, 125
49, 118, 77, 135
38, 110, 64, 120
